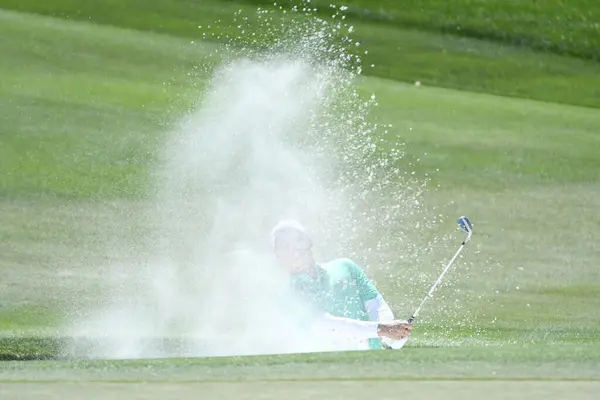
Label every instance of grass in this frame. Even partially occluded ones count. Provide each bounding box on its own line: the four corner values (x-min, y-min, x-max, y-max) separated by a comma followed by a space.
0, 9, 219, 199
0, 0, 599, 398
0, 0, 599, 107
1, 381, 598, 400
1, 6, 599, 348
0, 345, 599, 398
1, 343, 600, 378
246, 0, 600, 60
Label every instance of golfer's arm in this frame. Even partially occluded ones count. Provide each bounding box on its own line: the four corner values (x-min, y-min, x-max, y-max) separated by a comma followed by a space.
347, 260, 394, 322
364, 294, 394, 322
318, 313, 380, 340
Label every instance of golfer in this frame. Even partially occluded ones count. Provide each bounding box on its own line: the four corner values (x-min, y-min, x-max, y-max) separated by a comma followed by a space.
272, 220, 412, 350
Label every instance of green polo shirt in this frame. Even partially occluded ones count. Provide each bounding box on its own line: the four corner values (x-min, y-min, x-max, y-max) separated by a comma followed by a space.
290, 258, 384, 350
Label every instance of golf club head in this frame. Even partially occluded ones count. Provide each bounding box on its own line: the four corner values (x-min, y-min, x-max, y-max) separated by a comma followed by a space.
458, 216, 473, 243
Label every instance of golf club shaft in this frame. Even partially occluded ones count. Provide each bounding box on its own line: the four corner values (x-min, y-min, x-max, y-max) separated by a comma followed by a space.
407, 241, 467, 324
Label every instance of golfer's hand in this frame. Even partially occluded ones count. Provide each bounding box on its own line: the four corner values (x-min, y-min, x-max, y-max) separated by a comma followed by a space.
377, 321, 413, 340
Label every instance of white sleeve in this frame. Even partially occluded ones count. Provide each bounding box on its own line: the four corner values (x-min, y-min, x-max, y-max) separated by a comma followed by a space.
316, 313, 380, 340
364, 294, 394, 322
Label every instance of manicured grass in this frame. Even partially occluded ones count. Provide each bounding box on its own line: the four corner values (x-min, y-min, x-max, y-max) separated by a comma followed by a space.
1, 8, 598, 358
0, 345, 599, 399
0, 381, 598, 400
5, 0, 599, 60
1, 343, 599, 377
0, 8, 598, 400
246, 0, 600, 60
1, 0, 599, 107
0, 9, 221, 199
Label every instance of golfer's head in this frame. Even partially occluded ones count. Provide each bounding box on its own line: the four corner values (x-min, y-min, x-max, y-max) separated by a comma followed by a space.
272, 220, 314, 273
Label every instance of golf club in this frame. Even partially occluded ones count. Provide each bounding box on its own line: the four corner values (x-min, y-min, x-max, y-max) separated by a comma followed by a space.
383, 216, 473, 349
407, 216, 473, 324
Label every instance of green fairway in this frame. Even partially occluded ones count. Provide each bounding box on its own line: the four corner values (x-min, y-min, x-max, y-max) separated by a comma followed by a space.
5, 0, 599, 60
2, 344, 600, 379
1, 381, 598, 400
1, 0, 599, 398
0, 346, 599, 399
254, 0, 600, 60
1, 5, 599, 354
1, 0, 599, 107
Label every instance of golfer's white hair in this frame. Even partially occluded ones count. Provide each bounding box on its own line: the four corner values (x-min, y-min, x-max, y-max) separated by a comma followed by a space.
271, 219, 309, 247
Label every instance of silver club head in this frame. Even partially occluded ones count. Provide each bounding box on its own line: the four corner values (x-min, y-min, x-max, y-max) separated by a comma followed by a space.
458, 216, 473, 243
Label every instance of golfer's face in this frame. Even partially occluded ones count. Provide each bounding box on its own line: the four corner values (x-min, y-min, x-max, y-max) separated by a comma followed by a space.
275, 230, 314, 273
